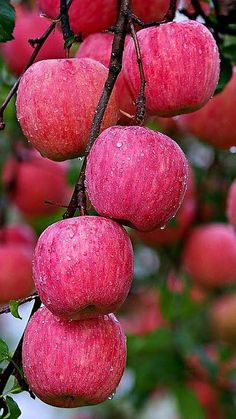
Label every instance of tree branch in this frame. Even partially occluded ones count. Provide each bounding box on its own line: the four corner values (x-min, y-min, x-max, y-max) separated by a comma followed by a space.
63, 0, 131, 219
0, 293, 39, 316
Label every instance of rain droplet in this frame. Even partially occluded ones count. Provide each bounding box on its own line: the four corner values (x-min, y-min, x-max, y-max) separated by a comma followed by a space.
116, 142, 123, 148
160, 225, 166, 230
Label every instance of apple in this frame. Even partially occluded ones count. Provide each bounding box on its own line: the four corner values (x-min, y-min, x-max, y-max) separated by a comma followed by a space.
16, 58, 119, 161
167, 271, 207, 304
210, 293, 236, 344
123, 21, 220, 116
0, 244, 33, 303
182, 223, 236, 288
0, 223, 36, 249
33, 216, 134, 320
136, 166, 196, 246
3, 150, 71, 217
1, 7, 65, 76
85, 126, 188, 232
22, 307, 127, 407
118, 287, 164, 335
178, 67, 236, 148
187, 379, 220, 419
76, 33, 135, 119
38, 0, 170, 37
181, 0, 210, 15
227, 180, 236, 227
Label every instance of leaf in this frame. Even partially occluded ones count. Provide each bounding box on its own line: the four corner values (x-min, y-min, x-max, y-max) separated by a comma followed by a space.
175, 385, 205, 419
9, 301, 22, 320
2, 397, 21, 419
0, 339, 9, 363
0, 1, 15, 43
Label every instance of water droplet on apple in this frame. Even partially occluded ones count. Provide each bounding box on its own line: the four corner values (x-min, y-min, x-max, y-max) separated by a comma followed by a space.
116, 142, 123, 148
108, 392, 115, 400
160, 225, 166, 230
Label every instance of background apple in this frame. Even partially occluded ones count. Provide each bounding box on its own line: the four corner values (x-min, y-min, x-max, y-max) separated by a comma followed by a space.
178, 67, 236, 148
227, 180, 236, 227
1, 7, 65, 75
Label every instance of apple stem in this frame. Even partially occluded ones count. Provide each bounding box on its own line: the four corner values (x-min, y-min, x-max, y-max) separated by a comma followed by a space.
129, 19, 146, 125
63, 0, 131, 219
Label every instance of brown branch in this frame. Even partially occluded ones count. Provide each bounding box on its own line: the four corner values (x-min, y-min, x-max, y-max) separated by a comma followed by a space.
129, 19, 146, 125
63, 0, 131, 219
0, 293, 39, 316
0, 297, 41, 396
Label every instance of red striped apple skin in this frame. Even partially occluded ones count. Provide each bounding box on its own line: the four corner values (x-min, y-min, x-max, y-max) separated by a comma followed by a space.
33, 216, 134, 320
183, 224, 236, 288
178, 67, 236, 149
23, 308, 127, 407
86, 126, 188, 232
123, 21, 220, 116
16, 59, 119, 161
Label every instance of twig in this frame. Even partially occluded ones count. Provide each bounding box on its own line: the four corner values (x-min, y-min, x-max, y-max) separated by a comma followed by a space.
0, 293, 39, 316
0, 297, 41, 396
129, 19, 146, 125
63, 0, 131, 219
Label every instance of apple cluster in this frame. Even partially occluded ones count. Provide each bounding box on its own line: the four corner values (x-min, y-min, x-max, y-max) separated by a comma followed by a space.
1, 0, 226, 411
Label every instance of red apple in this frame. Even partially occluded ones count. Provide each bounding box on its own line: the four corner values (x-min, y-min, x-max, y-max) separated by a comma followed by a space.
22, 307, 126, 407
210, 293, 236, 344
182, 223, 236, 288
16, 58, 119, 161
123, 21, 220, 116
76, 33, 135, 119
227, 180, 236, 227
0, 245, 33, 303
0, 223, 36, 249
136, 166, 196, 245
1, 7, 65, 76
178, 67, 236, 148
118, 287, 164, 335
38, 0, 170, 37
3, 150, 70, 217
33, 216, 134, 320
188, 379, 220, 419
167, 271, 207, 304
85, 126, 188, 232
181, 0, 210, 15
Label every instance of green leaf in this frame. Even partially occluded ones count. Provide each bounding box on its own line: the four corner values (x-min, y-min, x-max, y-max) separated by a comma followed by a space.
215, 55, 233, 94
175, 385, 205, 419
0, 339, 9, 363
2, 396, 21, 419
9, 301, 22, 320
0, 1, 15, 43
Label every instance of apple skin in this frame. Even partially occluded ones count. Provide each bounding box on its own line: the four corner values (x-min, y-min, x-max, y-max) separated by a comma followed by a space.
85, 126, 188, 232
136, 166, 196, 246
178, 67, 236, 148
118, 287, 164, 335
38, 0, 169, 37
123, 21, 220, 116
1, 8, 65, 76
182, 223, 236, 288
76, 33, 135, 119
3, 150, 70, 217
33, 216, 134, 320
227, 180, 236, 227
210, 293, 236, 344
22, 307, 127, 407
0, 223, 36, 249
0, 245, 34, 303
16, 58, 119, 161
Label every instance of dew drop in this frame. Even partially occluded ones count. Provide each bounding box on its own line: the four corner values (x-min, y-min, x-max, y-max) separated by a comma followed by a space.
160, 225, 166, 230
116, 142, 123, 148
